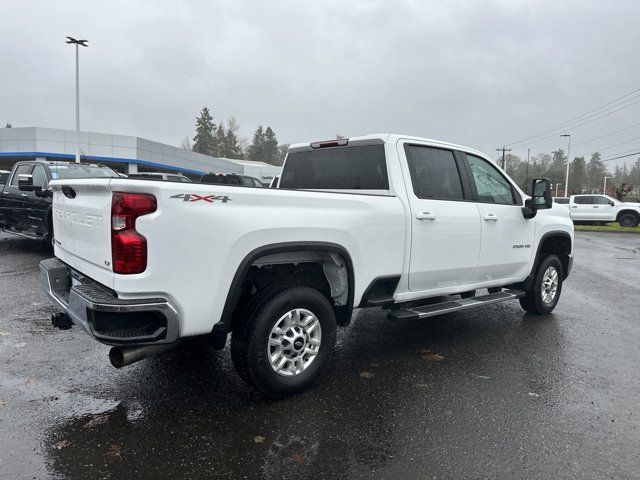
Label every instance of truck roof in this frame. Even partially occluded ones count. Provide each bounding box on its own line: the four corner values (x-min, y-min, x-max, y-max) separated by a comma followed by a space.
288, 133, 491, 161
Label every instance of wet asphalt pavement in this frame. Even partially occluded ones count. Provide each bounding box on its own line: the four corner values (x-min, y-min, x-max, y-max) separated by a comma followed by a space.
1, 231, 639, 479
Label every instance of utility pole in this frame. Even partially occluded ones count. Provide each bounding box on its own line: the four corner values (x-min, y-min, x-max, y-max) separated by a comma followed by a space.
560, 134, 571, 197
525, 147, 530, 192
496, 146, 512, 170
603, 176, 612, 194
66, 37, 89, 163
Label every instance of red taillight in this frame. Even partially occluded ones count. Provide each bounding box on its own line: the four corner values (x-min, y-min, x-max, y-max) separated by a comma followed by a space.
111, 192, 157, 274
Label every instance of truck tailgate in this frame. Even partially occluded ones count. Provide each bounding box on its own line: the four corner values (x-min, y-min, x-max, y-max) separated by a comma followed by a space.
51, 179, 115, 289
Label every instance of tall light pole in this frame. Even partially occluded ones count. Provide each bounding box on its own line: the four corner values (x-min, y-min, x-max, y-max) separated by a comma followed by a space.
603, 176, 612, 194
66, 37, 89, 163
555, 183, 562, 197
560, 134, 571, 197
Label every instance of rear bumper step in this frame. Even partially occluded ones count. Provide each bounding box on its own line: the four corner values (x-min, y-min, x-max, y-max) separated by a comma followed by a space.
40, 257, 180, 345
388, 289, 524, 321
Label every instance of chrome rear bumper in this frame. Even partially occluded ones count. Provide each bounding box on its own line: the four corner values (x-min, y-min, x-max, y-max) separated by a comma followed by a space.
39, 258, 179, 346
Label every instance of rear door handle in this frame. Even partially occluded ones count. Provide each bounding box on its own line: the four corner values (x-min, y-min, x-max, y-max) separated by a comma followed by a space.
20, 193, 28, 198
593, 206, 599, 208
483, 214, 498, 222
416, 212, 436, 221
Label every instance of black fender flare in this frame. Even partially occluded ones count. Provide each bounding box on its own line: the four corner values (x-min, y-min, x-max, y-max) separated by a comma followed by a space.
213, 241, 355, 333
616, 209, 640, 221
520, 231, 572, 290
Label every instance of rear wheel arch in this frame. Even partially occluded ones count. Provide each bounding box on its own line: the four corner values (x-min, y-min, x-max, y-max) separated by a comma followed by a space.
217, 242, 355, 336
616, 210, 640, 227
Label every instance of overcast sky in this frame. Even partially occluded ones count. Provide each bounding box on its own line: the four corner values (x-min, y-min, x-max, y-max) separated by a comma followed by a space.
2, 0, 639, 166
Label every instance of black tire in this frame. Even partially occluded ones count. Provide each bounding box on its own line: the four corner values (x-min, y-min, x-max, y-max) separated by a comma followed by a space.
519, 254, 563, 315
231, 286, 336, 398
618, 213, 639, 228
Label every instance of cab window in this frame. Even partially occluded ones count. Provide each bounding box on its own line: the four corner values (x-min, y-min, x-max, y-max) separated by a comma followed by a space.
404, 145, 464, 201
465, 154, 518, 205
31, 165, 48, 188
10, 164, 33, 187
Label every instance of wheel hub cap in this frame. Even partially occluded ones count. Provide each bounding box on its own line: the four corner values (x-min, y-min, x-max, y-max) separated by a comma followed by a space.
541, 266, 559, 304
268, 308, 322, 377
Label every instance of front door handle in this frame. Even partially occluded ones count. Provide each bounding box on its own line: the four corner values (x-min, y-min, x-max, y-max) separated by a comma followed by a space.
593, 206, 599, 208
20, 193, 28, 198
416, 212, 436, 221
483, 214, 498, 222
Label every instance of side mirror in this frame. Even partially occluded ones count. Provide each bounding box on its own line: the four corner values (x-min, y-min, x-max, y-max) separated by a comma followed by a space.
522, 178, 552, 219
18, 174, 38, 192
609, 200, 615, 206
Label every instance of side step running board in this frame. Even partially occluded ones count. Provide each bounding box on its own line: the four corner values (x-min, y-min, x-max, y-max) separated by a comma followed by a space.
388, 289, 525, 321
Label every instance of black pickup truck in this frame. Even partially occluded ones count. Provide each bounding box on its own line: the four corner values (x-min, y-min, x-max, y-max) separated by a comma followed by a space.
0, 160, 118, 243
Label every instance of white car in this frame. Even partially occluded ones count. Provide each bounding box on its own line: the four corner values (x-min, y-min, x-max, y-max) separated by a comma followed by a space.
40, 134, 574, 397
568, 194, 640, 227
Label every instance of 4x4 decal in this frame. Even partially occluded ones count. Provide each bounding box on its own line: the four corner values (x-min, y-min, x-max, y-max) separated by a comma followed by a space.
170, 193, 230, 203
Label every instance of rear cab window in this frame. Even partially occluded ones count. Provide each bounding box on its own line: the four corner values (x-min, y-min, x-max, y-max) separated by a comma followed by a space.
49, 164, 118, 180
280, 144, 389, 193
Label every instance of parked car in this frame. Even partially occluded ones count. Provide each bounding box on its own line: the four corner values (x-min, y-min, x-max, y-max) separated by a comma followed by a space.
128, 172, 191, 182
0, 170, 10, 186
568, 194, 640, 227
200, 172, 264, 187
0, 160, 118, 243
553, 197, 570, 205
40, 134, 573, 397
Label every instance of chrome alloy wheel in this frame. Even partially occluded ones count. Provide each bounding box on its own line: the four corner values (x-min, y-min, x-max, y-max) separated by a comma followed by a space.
267, 308, 322, 377
541, 266, 559, 304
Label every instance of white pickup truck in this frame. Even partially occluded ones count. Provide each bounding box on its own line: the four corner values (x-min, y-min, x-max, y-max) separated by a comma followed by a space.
559, 194, 640, 227
40, 134, 574, 397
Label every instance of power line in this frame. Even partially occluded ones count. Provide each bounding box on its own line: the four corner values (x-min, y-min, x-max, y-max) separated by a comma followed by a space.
601, 147, 640, 162
572, 120, 640, 147
505, 87, 640, 147
507, 97, 640, 149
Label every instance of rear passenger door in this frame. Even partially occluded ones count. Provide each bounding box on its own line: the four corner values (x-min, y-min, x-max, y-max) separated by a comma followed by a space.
400, 143, 482, 292
463, 154, 535, 283
571, 196, 595, 220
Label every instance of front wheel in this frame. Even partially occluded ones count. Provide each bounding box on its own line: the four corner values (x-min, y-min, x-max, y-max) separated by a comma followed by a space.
618, 213, 639, 228
231, 286, 337, 398
519, 254, 563, 315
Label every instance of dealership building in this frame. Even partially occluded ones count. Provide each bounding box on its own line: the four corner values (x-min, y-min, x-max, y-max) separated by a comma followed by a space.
0, 127, 281, 182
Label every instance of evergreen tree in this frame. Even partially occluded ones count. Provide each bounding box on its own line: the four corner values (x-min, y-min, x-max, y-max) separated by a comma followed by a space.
192, 107, 216, 155
263, 127, 279, 165
4, 123, 12, 128
569, 156, 587, 194
224, 117, 244, 159
548, 149, 566, 187
247, 126, 265, 161
277, 143, 291, 166
214, 124, 227, 157
586, 152, 608, 192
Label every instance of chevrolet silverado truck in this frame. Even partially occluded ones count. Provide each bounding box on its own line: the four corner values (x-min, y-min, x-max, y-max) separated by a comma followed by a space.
566, 194, 640, 227
0, 160, 118, 243
39, 134, 574, 397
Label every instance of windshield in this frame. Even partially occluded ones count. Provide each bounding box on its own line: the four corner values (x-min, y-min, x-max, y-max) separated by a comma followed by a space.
50, 164, 118, 180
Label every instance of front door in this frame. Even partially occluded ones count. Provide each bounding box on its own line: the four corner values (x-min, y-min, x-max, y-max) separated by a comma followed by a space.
399, 142, 482, 292
591, 195, 616, 221
463, 154, 535, 282
1, 164, 33, 228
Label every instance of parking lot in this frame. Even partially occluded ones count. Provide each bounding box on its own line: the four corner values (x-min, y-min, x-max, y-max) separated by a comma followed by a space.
0, 230, 639, 479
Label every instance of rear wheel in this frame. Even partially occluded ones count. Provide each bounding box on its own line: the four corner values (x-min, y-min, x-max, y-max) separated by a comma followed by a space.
618, 213, 639, 228
231, 286, 336, 398
519, 254, 563, 315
